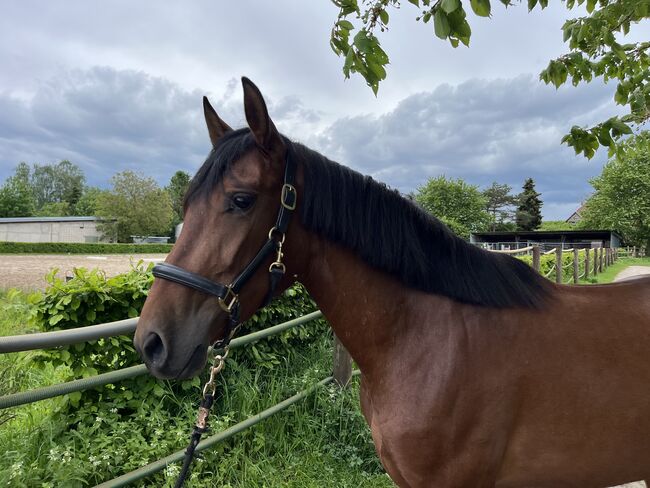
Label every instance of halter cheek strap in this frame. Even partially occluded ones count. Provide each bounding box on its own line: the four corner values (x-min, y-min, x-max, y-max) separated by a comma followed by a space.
151, 148, 297, 349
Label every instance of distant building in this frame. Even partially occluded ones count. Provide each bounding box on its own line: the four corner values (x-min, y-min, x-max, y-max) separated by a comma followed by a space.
565, 205, 585, 225
0, 216, 112, 243
470, 229, 623, 251
131, 235, 170, 244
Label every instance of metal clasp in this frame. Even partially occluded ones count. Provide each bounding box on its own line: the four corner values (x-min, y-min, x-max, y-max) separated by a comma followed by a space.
268, 231, 286, 274
201, 348, 229, 398
217, 286, 238, 313
281, 184, 297, 210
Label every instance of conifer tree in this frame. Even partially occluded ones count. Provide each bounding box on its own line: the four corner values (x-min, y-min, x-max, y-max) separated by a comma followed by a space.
516, 178, 543, 231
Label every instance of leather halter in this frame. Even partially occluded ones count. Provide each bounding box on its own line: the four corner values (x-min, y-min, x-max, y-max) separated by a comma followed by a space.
151, 147, 297, 349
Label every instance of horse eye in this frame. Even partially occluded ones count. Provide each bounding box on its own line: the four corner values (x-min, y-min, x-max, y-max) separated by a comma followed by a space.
231, 193, 256, 211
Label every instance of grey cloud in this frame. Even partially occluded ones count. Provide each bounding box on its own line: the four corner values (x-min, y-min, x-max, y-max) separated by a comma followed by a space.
0, 67, 209, 185
0, 68, 613, 221
0, 68, 322, 189
313, 76, 613, 219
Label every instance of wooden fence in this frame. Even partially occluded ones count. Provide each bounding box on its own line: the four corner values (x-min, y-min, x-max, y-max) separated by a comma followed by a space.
490, 245, 620, 284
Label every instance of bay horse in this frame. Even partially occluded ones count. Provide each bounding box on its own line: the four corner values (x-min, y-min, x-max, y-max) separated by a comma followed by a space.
134, 77, 650, 487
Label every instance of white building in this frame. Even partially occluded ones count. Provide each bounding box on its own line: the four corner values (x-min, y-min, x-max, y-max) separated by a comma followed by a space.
0, 216, 111, 243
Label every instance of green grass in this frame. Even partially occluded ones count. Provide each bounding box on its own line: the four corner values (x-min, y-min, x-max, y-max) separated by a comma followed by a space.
0, 292, 392, 488
580, 256, 650, 284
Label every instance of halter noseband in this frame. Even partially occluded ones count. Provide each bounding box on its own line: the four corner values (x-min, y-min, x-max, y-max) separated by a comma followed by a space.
151, 148, 297, 349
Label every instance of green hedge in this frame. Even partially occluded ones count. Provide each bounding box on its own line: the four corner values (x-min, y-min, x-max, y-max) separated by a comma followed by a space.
32, 262, 327, 411
517, 249, 588, 283
0, 241, 173, 254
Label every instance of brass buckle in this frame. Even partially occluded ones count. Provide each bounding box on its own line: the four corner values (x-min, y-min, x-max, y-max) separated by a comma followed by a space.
268, 227, 286, 244
281, 184, 297, 210
217, 286, 238, 313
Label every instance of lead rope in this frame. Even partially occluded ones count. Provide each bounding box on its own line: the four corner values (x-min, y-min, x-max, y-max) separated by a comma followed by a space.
173, 303, 243, 488
172, 205, 290, 487
173, 347, 228, 488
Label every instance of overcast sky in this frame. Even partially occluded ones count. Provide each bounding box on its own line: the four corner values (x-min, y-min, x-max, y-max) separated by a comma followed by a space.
0, 1, 626, 219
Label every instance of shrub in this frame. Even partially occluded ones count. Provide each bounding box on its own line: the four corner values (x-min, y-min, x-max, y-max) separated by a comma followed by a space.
516, 249, 588, 283
0, 241, 173, 254
31, 263, 327, 411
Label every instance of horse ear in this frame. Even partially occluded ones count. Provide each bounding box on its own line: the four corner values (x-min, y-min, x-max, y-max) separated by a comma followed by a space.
203, 96, 232, 147
241, 77, 284, 160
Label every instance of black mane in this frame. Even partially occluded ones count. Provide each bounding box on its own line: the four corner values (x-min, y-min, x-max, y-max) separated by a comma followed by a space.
187, 129, 550, 308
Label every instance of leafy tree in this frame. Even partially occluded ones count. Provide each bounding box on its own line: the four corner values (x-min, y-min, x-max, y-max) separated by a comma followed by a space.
30, 160, 85, 209
414, 175, 491, 238
578, 132, 650, 247
330, 0, 648, 156
96, 171, 173, 242
482, 182, 516, 231
73, 186, 106, 216
34, 202, 71, 217
516, 178, 543, 230
0, 163, 35, 217
166, 170, 191, 227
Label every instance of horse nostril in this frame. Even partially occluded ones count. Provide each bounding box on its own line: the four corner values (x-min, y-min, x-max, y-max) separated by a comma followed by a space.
142, 332, 166, 366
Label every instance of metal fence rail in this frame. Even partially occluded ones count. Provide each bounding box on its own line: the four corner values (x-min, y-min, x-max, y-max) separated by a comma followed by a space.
0, 317, 138, 353
0, 309, 355, 487
0, 311, 324, 410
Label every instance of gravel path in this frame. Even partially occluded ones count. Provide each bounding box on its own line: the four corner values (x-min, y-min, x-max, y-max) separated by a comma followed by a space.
614, 265, 650, 282
0, 253, 167, 291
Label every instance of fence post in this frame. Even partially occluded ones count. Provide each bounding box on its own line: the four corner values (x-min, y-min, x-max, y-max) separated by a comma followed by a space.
633, 246, 637, 258
573, 248, 579, 284
599, 247, 604, 273
333, 334, 352, 387
585, 248, 590, 280
555, 247, 563, 284
593, 248, 598, 276
532, 246, 541, 273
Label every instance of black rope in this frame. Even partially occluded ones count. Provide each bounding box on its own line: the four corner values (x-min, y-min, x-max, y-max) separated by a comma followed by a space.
174, 394, 214, 488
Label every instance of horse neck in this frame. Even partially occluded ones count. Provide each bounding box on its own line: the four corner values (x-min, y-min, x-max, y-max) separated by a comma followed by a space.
292, 228, 438, 376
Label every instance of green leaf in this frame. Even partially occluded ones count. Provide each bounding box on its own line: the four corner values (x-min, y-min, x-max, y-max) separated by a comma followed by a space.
470, 0, 491, 16
615, 84, 629, 105
611, 43, 627, 61
379, 10, 389, 24
408, 0, 420, 5
353, 30, 373, 54
441, 0, 461, 14
343, 49, 355, 77
49, 314, 64, 326
434, 10, 451, 39
367, 58, 387, 80
86, 309, 96, 322
68, 391, 81, 406
337, 20, 354, 30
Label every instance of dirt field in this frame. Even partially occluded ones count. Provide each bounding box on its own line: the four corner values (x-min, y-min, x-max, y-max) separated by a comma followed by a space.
0, 254, 168, 291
